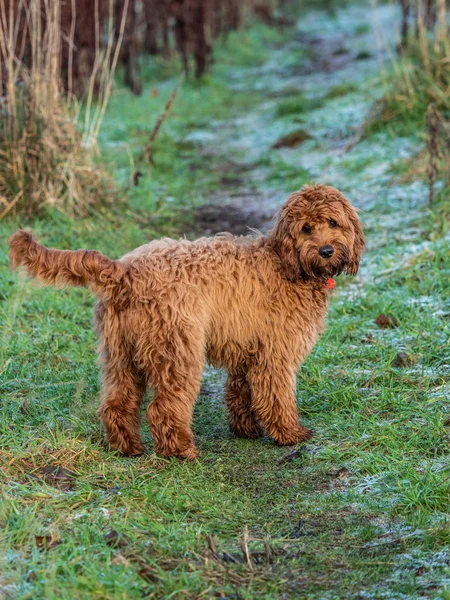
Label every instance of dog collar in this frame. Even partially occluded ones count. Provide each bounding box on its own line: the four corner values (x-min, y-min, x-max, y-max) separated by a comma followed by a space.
327, 278, 335, 289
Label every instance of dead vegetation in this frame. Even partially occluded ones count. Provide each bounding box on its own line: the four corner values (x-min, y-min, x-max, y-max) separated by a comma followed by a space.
355, 0, 449, 134
353, 0, 449, 217
0, 0, 127, 218
426, 103, 449, 205
375, 0, 449, 122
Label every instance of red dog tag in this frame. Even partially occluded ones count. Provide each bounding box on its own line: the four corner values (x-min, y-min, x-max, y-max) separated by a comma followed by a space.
327, 278, 335, 289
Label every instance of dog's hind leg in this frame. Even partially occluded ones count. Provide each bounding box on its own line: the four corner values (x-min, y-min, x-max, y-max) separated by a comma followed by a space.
247, 361, 312, 446
98, 358, 147, 456
95, 304, 147, 456
225, 371, 263, 439
146, 333, 204, 460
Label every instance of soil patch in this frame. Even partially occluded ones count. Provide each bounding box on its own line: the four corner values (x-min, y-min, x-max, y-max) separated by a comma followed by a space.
192, 192, 274, 236
290, 33, 355, 75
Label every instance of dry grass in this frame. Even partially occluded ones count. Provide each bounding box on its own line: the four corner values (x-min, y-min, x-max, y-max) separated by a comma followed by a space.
364, 0, 449, 220
426, 102, 449, 205
0, 0, 128, 219
367, 0, 449, 131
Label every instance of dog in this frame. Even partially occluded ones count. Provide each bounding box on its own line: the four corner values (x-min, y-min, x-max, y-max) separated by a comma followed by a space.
8, 184, 364, 459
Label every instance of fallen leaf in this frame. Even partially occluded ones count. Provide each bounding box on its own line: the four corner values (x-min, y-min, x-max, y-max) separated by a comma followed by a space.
375, 314, 399, 329
112, 553, 130, 566
137, 564, 159, 583
277, 448, 306, 463
35, 535, 60, 550
104, 530, 131, 549
393, 351, 416, 367
330, 467, 351, 478
272, 129, 312, 149
221, 551, 244, 564
35, 535, 51, 549
40, 465, 76, 490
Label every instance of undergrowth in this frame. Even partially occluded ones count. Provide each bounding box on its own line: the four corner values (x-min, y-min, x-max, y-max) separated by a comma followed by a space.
0, 0, 124, 219
363, 1, 450, 234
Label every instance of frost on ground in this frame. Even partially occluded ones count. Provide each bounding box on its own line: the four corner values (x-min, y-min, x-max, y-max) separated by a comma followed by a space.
1, 2, 450, 598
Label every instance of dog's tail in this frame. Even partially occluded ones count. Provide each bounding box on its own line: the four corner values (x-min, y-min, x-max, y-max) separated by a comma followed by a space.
8, 230, 130, 302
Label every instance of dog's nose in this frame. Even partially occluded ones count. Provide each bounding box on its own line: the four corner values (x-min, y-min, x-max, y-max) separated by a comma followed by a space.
319, 245, 334, 259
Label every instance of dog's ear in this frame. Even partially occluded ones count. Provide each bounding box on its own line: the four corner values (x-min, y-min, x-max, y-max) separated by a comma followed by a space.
346, 206, 365, 275
271, 207, 302, 282
273, 234, 301, 282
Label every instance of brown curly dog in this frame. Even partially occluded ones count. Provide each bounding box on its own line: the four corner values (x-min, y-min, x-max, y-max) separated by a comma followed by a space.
8, 184, 364, 459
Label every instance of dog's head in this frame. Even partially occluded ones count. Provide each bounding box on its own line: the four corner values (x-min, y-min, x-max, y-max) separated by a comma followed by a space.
271, 184, 365, 282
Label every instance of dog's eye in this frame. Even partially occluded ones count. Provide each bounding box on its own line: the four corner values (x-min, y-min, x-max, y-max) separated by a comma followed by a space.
329, 220, 338, 228
302, 224, 312, 234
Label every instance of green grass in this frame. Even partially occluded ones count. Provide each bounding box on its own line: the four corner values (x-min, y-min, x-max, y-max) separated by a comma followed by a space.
276, 94, 324, 117
2, 8, 450, 600
325, 82, 358, 99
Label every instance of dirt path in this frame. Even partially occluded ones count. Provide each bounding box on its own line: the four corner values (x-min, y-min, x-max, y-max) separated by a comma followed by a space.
189, 4, 420, 241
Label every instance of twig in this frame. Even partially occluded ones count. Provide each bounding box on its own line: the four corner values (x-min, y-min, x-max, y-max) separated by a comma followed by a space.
264, 537, 272, 564
0, 189, 22, 220
240, 525, 253, 570
125, 76, 184, 193
426, 102, 442, 205
206, 534, 219, 560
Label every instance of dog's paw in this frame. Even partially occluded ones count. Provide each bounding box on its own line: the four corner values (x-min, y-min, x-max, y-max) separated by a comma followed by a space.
274, 426, 313, 446
159, 445, 200, 461
178, 446, 200, 461
107, 437, 146, 457
230, 422, 264, 439
122, 444, 146, 457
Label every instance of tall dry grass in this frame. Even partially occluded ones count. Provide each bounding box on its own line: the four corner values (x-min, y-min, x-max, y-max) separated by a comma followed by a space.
394, 0, 448, 114
0, 0, 128, 219
367, 0, 449, 208
371, 0, 449, 125
426, 102, 449, 204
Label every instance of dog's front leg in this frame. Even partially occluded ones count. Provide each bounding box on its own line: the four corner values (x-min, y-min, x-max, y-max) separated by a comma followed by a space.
247, 361, 312, 446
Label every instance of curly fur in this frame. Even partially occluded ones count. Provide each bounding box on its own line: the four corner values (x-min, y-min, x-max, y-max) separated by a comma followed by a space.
8, 184, 364, 459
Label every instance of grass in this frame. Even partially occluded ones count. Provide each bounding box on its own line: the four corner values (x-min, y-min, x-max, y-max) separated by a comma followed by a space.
2, 6, 450, 600
276, 94, 324, 117
325, 82, 358, 99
